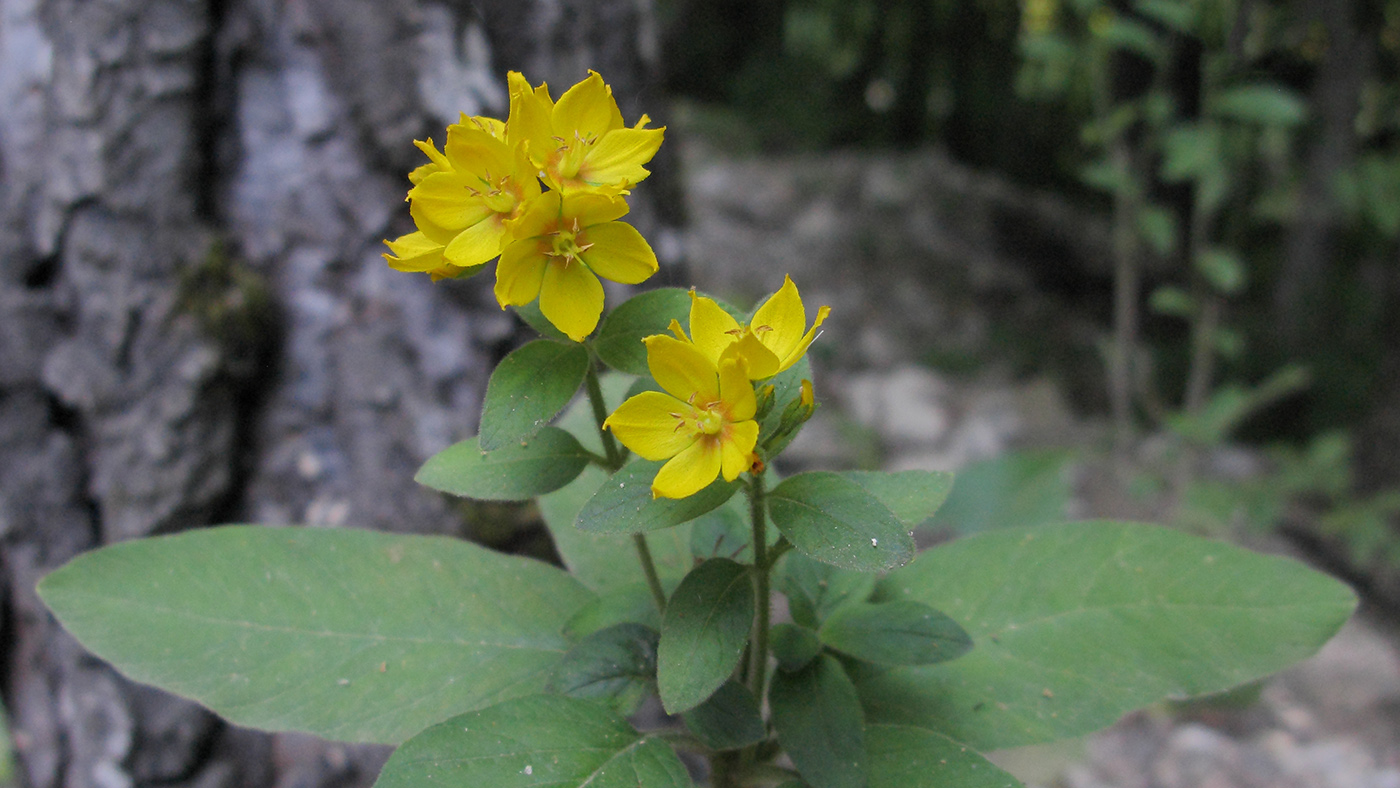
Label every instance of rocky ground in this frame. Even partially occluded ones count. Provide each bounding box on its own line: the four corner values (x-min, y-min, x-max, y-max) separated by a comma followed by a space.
678, 138, 1400, 787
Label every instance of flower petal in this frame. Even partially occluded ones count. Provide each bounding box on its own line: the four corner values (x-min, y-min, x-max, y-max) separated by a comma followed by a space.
720, 420, 759, 481
443, 215, 508, 268
409, 170, 495, 232
553, 71, 619, 139
688, 294, 741, 367
735, 331, 781, 379
653, 437, 722, 499
644, 335, 721, 404
443, 125, 513, 175
508, 191, 562, 241
604, 391, 697, 461
581, 127, 665, 188
563, 192, 629, 228
508, 71, 555, 159
718, 355, 756, 422
383, 231, 446, 272
750, 275, 807, 358
579, 222, 657, 285
777, 304, 831, 373
539, 260, 605, 342
493, 240, 548, 308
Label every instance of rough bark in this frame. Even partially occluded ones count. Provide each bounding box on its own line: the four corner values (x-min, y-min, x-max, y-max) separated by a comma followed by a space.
0, 2, 672, 788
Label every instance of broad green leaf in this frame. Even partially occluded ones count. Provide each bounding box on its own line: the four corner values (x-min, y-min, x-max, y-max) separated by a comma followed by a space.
681, 680, 766, 751
771, 655, 865, 788
478, 340, 590, 450
1161, 123, 1221, 182
771, 623, 822, 673
595, 288, 693, 375
777, 552, 877, 629
38, 526, 594, 744
1102, 18, 1165, 63
538, 466, 695, 593
689, 503, 755, 563
658, 559, 755, 713
577, 460, 741, 534
564, 582, 662, 640
514, 301, 570, 342
930, 449, 1074, 534
374, 694, 692, 788
547, 623, 659, 714
866, 725, 1022, 788
843, 470, 955, 529
1211, 84, 1307, 127
768, 472, 914, 572
855, 521, 1358, 751
1196, 247, 1247, 295
415, 428, 591, 501
819, 602, 972, 666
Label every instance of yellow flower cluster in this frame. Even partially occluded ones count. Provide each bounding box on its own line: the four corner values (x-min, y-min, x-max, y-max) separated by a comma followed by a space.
383, 71, 665, 341
606, 277, 827, 499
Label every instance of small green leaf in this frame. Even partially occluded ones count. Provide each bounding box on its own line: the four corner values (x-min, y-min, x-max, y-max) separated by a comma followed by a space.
658, 558, 755, 714
596, 288, 693, 375
1162, 123, 1221, 182
770, 655, 866, 788
1136, 205, 1178, 257
854, 521, 1358, 751
681, 680, 766, 751
1196, 247, 1247, 295
564, 583, 663, 640
1211, 84, 1307, 127
374, 694, 692, 788
758, 357, 814, 457
866, 725, 1023, 788
415, 428, 591, 501
1133, 0, 1195, 33
514, 301, 571, 341
479, 340, 590, 451
768, 472, 914, 572
37, 526, 594, 744
538, 466, 696, 593
548, 623, 659, 714
777, 552, 877, 629
819, 602, 972, 666
771, 623, 822, 672
842, 470, 955, 529
577, 460, 741, 534
1149, 285, 1196, 318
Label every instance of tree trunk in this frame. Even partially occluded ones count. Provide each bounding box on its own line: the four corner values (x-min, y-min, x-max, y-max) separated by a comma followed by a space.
0, 2, 674, 788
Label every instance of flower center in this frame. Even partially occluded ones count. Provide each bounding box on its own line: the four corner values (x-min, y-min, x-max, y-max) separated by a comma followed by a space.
695, 407, 724, 436
548, 223, 591, 263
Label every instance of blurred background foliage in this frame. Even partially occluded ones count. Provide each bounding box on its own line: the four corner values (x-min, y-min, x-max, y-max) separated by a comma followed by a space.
657, 0, 1400, 582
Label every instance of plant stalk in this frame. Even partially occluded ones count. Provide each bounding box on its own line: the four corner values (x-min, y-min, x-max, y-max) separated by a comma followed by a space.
745, 472, 771, 708
581, 350, 666, 614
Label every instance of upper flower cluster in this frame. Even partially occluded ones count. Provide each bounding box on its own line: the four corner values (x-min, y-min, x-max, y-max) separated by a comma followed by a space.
383, 71, 665, 341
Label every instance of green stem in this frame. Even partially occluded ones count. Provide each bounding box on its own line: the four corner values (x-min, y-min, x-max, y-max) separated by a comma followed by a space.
580, 347, 666, 614
745, 472, 771, 707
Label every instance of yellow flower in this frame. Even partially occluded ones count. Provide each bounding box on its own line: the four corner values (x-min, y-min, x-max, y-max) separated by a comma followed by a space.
604, 337, 759, 499
395, 122, 541, 275
382, 230, 476, 282
507, 70, 665, 194
677, 276, 831, 380
494, 191, 659, 341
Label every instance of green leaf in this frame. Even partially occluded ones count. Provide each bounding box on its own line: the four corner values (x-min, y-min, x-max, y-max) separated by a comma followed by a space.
1161, 123, 1221, 182
854, 521, 1358, 751
866, 725, 1023, 788
37, 526, 594, 744
1133, 0, 1195, 33
771, 623, 822, 673
1149, 285, 1196, 318
514, 301, 571, 342
564, 582, 663, 640
374, 694, 692, 788
577, 460, 741, 534
689, 503, 755, 563
771, 655, 866, 788
843, 470, 955, 529
657, 558, 755, 714
930, 449, 1074, 534
682, 680, 766, 751
1211, 84, 1307, 127
556, 370, 636, 457
777, 552, 877, 629
479, 340, 590, 451
1136, 205, 1177, 257
538, 466, 696, 593
769, 472, 915, 572
596, 288, 693, 375
416, 428, 591, 501
548, 623, 659, 714
1196, 247, 1247, 295
819, 602, 972, 666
